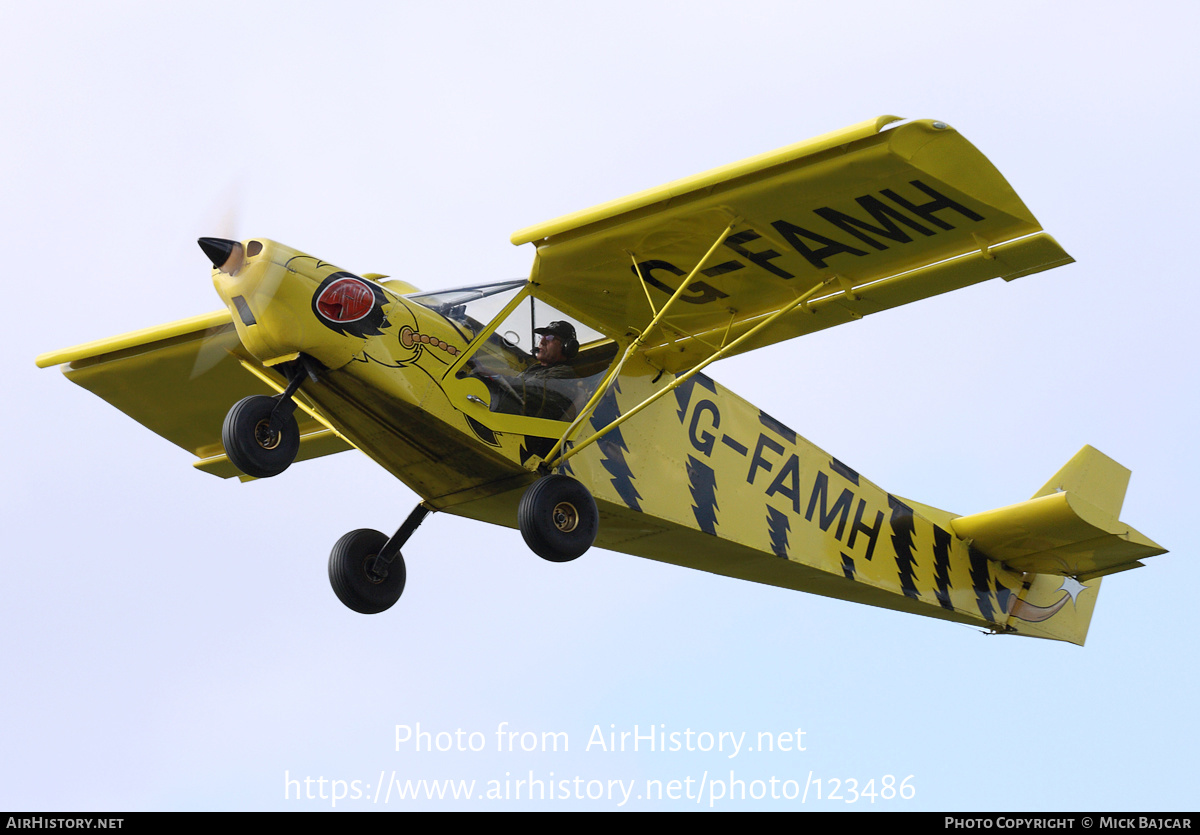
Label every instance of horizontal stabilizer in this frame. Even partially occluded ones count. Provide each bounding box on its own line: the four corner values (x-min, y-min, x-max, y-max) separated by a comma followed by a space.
951, 447, 1165, 580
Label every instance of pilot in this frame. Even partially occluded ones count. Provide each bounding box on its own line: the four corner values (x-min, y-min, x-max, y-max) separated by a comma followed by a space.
494, 320, 580, 419
527, 321, 576, 373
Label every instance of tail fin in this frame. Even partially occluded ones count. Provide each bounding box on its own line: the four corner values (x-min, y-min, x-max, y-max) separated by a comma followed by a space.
951, 446, 1166, 645
1031, 445, 1130, 518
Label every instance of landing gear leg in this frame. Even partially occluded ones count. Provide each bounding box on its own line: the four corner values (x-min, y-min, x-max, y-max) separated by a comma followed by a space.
329, 504, 432, 614
221, 358, 318, 479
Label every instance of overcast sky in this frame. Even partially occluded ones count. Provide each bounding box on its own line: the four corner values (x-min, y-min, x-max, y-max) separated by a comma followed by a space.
3, 0, 1197, 811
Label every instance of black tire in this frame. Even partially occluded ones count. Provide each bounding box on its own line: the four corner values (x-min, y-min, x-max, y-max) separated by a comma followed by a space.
328, 529, 406, 614
517, 475, 598, 562
221, 395, 300, 478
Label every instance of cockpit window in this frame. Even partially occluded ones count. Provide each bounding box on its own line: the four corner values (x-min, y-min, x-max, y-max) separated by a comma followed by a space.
408, 280, 526, 342
455, 294, 614, 423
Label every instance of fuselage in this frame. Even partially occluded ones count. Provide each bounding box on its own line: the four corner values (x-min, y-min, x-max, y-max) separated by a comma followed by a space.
210, 238, 1095, 643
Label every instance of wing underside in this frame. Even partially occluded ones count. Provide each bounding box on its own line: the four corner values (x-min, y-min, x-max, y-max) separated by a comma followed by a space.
37, 311, 354, 479
513, 117, 1072, 372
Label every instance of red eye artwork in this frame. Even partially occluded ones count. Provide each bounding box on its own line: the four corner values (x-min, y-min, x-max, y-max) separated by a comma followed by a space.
315, 277, 375, 323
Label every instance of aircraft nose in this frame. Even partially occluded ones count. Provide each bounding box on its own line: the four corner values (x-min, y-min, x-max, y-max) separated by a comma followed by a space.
198, 237, 242, 272
198, 237, 238, 267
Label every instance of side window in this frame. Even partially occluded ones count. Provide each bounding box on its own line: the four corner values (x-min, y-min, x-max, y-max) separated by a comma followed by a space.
457, 297, 615, 423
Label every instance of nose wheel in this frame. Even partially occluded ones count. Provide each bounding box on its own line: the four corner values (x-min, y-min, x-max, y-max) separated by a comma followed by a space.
518, 475, 598, 562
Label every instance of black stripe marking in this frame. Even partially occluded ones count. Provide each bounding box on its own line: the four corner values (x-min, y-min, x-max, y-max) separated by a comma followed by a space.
829, 457, 860, 485
931, 525, 955, 611
758, 411, 797, 444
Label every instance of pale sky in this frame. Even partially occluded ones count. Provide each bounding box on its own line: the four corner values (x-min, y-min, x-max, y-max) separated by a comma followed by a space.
3, 0, 1197, 811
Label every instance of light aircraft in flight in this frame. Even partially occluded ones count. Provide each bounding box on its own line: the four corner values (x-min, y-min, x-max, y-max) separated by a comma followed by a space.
37, 116, 1165, 644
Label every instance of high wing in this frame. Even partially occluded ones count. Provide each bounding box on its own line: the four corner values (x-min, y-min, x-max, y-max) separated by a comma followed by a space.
35, 311, 355, 479
512, 116, 1073, 372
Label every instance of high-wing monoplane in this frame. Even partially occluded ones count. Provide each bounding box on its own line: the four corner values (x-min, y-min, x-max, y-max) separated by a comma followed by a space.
37, 116, 1166, 644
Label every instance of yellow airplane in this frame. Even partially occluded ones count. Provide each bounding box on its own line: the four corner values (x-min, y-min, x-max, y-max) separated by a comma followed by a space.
36, 116, 1165, 644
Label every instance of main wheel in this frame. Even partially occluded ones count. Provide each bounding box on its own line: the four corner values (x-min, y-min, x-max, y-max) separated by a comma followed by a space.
517, 475, 598, 562
221, 395, 300, 478
328, 529, 406, 614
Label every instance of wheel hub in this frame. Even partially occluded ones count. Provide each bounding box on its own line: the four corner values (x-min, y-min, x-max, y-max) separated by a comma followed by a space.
552, 501, 578, 533
364, 554, 387, 583
253, 418, 282, 450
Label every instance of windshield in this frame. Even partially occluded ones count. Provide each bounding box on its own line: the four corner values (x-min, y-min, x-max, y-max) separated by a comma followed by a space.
407, 280, 526, 342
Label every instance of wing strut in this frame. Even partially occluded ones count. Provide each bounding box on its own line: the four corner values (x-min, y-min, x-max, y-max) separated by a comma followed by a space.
545, 246, 839, 470
542, 220, 738, 467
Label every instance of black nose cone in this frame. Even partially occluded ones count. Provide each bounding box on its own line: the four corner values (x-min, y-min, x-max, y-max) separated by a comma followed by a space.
198, 237, 239, 269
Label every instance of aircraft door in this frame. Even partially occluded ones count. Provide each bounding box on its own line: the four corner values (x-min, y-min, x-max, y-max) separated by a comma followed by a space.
444, 290, 617, 439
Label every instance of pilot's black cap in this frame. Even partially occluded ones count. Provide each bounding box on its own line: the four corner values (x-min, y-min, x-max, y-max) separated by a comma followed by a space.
534, 320, 576, 342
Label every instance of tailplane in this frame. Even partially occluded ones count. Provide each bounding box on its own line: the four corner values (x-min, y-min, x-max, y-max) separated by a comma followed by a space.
951, 446, 1166, 645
